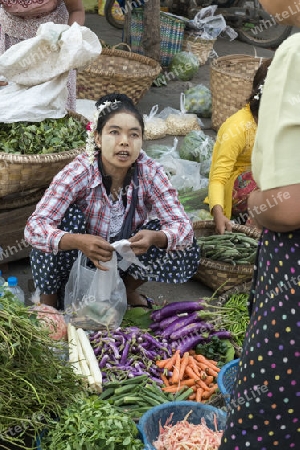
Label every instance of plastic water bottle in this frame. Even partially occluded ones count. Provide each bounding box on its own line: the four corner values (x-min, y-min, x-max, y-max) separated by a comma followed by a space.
6, 276, 25, 303
0, 270, 5, 297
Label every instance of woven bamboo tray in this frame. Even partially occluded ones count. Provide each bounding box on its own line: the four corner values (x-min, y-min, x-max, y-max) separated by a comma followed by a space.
0, 111, 87, 199
210, 54, 268, 131
182, 34, 216, 65
76, 45, 162, 103
0, 187, 45, 210
193, 220, 260, 294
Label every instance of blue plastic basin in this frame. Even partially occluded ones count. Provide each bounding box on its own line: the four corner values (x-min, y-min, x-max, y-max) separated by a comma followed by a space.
137, 401, 227, 450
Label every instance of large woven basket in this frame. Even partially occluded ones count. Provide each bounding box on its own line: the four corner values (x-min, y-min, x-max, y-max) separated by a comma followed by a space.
210, 54, 268, 131
76, 45, 162, 103
0, 111, 87, 198
193, 220, 260, 294
182, 34, 216, 66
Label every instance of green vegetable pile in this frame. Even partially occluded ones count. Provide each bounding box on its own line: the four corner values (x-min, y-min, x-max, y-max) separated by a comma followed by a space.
0, 115, 86, 155
41, 396, 144, 450
195, 335, 235, 367
169, 51, 199, 81
179, 130, 214, 178
184, 84, 212, 117
200, 293, 250, 348
98, 375, 193, 419
197, 232, 258, 265
0, 292, 86, 449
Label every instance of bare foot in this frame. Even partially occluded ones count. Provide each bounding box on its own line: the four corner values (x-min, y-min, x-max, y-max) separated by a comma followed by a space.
126, 291, 153, 309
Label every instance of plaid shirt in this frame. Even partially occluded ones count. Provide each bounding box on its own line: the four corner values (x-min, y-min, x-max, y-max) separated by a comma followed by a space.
25, 150, 194, 253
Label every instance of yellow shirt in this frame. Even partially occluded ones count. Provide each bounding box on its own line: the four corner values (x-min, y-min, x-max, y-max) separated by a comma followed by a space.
252, 33, 300, 190
205, 104, 257, 218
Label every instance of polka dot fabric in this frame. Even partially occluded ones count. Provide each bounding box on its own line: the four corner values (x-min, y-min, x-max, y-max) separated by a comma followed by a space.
219, 228, 300, 449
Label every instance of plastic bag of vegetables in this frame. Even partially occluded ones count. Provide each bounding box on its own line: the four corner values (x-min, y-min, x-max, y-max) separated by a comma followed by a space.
169, 50, 200, 81
179, 129, 215, 178
165, 93, 202, 136
145, 137, 179, 160
184, 84, 212, 117
143, 104, 168, 140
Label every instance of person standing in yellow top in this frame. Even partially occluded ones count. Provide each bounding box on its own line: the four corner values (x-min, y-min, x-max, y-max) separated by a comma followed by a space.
206, 58, 272, 234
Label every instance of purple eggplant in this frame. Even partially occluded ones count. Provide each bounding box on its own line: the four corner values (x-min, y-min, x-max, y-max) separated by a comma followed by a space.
119, 339, 131, 365
98, 354, 109, 369
158, 314, 184, 329
151, 301, 204, 322
176, 334, 208, 356
209, 330, 232, 339
160, 312, 200, 338
170, 321, 214, 341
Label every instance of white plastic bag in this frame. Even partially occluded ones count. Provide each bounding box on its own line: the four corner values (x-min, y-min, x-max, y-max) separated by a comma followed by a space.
64, 251, 127, 331
165, 93, 202, 136
64, 240, 145, 330
143, 105, 168, 140
0, 22, 102, 122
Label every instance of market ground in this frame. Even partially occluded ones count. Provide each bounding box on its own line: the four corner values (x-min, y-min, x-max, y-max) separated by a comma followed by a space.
5, 13, 277, 305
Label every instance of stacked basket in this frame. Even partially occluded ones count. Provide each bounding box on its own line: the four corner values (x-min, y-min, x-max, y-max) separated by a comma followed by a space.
182, 33, 216, 66
0, 111, 87, 210
210, 54, 269, 131
76, 45, 162, 103
193, 220, 260, 294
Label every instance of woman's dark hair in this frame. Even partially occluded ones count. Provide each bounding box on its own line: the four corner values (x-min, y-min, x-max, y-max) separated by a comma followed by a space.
248, 57, 273, 122
95, 93, 144, 135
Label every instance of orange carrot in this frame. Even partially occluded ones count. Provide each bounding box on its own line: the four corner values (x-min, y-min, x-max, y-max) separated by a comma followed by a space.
155, 359, 168, 369
161, 385, 182, 393
188, 393, 196, 400
196, 387, 203, 403
204, 375, 214, 386
195, 377, 211, 391
165, 350, 180, 371
207, 359, 219, 366
201, 385, 218, 400
178, 352, 190, 381
185, 366, 200, 381
197, 364, 219, 378
160, 374, 170, 387
195, 355, 221, 373
178, 378, 196, 387
188, 356, 202, 378
170, 350, 181, 384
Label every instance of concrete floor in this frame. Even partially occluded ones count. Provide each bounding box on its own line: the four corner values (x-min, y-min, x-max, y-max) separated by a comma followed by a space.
2, 13, 275, 305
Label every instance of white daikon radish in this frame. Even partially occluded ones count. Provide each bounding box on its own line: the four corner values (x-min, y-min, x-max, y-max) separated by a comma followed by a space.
76, 327, 103, 393
74, 327, 95, 387
67, 323, 81, 376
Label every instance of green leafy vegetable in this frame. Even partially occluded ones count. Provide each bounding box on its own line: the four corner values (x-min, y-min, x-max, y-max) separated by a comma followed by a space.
195, 335, 234, 367
42, 396, 144, 450
0, 292, 86, 449
184, 84, 212, 117
169, 51, 199, 81
0, 116, 86, 155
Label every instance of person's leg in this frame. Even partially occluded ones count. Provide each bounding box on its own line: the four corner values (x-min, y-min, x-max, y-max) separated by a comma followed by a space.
122, 219, 200, 306
30, 204, 86, 309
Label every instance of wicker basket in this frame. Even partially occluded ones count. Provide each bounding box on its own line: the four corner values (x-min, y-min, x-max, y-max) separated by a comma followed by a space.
210, 54, 268, 131
182, 34, 216, 65
0, 111, 87, 198
76, 45, 162, 103
193, 220, 260, 294
0, 187, 46, 210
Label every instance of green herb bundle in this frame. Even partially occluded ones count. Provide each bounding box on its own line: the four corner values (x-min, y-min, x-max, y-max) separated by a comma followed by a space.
42, 396, 144, 450
0, 292, 86, 449
0, 116, 86, 155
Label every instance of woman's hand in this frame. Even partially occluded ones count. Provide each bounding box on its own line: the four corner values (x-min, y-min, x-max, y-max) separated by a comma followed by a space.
60, 233, 114, 271
129, 230, 167, 255
212, 205, 232, 234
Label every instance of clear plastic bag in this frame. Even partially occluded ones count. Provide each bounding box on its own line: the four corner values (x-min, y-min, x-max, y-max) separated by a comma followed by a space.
64, 251, 127, 331
145, 137, 179, 160
187, 5, 237, 41
165, 93, 202, 136
143, 105, 168, 140
184, 84, 212, 117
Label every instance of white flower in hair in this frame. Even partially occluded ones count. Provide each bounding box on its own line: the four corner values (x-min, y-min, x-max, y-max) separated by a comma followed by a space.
85, 100, 120, 164
254, 84, 264, 101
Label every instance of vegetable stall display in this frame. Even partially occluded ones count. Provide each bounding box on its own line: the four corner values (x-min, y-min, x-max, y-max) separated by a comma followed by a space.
0, 292, 86, 449
0, 115, 86, 155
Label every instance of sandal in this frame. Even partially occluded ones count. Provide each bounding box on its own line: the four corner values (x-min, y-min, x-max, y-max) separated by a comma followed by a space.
127, 294, 154, 310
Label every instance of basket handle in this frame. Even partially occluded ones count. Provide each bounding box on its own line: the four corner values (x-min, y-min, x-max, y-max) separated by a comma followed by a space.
112, 43, 132, 52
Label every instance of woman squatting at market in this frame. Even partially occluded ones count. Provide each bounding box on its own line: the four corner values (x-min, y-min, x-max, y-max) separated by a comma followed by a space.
24, 93, 200, 310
